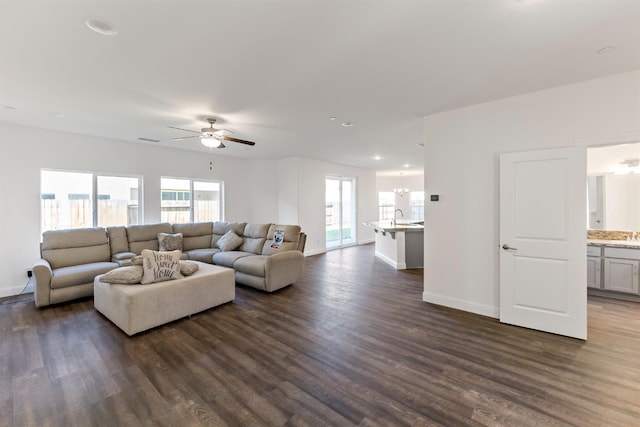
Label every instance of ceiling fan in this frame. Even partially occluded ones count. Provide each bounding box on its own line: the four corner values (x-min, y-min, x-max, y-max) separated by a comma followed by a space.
168, 118, 256, 149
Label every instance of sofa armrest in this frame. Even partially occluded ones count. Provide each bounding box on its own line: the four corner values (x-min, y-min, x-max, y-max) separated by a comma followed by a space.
32, 258, 53, 308
264, 250, 305, 292
112, 251, 136, 266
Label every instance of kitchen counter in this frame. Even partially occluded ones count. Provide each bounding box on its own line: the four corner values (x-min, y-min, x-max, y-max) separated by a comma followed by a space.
364, 220, 424, 234
364, 221, 424, 269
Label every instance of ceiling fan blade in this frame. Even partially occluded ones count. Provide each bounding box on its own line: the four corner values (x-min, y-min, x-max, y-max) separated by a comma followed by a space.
222, 136, 256, 146
172, 135, 200, 141
168, 125, 200, 134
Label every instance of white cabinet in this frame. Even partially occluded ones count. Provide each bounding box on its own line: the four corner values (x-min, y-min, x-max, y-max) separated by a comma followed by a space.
603, 247, 640, 294
587, 245, 602, 289
587, 257, 602, 288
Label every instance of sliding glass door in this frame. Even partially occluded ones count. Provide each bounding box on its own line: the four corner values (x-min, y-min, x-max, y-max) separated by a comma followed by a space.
325, 176, 356, 249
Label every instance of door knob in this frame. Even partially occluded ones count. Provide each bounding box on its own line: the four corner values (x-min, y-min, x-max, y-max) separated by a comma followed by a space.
502, 244, 518, 251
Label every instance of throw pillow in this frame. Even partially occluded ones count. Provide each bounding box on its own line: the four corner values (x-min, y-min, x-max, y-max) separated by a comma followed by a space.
270, 229, 285, 249
141, 249, 183, 285
180, 260, 199, 276
131, 255, 143, 265
99, 266, 144, 284
158, 232, 183, 251
216, 230, 243, 252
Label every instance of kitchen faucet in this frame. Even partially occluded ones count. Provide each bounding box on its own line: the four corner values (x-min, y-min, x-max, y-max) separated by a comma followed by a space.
392, 209, 404, 225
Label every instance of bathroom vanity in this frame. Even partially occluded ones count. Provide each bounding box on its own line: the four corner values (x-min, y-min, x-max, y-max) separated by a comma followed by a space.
587, 239, 640, 299
364, 220, 424, 269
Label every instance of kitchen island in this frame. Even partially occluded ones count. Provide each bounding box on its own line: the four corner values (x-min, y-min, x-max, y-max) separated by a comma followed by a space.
364, 220, 424, 269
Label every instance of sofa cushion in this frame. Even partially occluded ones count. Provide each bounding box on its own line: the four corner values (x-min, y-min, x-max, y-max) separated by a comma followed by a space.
107, 226, 130, 255
239, 223, 271, 254
233, 255, 267, 277
158, 232, 183, 251
42, 227, 109, 250
141, 249, 183, 285
51, 262, 119, 289
126, 223, 173, 254
217, 231, 243, 251
99, 266, 144, 284
185, 248, 219, 263
41, 228, 112, 269
212, 251, 253, 268
213, 221, 247, 235
43, 244, 112, 270
212, 222, 247, 246
262, 224, 301, 255
173, 222, 213, 251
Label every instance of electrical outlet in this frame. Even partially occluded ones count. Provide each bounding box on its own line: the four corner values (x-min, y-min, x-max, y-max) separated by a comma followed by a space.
26, 269, 32, 278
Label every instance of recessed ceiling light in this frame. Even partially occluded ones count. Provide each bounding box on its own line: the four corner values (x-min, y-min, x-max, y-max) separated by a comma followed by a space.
596, 46, 615, 55
374, 155, 381, 160
403, 163, 410, 168
342, 122, 354, 127
416, 143, 424, 147
329, 117, 337, 120
85, 17, 118, 36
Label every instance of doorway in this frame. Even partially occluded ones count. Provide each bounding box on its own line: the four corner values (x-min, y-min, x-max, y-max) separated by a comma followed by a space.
325, 176, 356, 249
586, 142, 640, 301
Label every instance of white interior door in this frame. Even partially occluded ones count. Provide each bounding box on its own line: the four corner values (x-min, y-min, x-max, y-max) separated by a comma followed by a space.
500, 147, 587, 340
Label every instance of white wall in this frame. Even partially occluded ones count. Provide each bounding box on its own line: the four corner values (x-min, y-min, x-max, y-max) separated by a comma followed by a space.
604, 173, 640, 231
422, 70, 640, 318
0, 123, 278, 297
277, 157, 377, 256
277, 158, 300, 225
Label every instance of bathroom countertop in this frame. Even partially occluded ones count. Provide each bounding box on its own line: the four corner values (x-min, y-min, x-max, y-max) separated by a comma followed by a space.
587, 239, 640, 249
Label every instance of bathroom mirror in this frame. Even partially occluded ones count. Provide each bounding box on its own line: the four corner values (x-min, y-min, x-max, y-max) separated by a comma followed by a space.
587, 173, 640, 231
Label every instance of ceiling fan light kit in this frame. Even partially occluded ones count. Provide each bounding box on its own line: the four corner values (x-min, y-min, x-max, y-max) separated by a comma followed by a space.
200, 136, 222, 148
168, 118, 255, 149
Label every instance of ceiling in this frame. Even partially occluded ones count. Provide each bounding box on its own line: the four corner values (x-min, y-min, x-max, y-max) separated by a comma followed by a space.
588, 142, 640, 174
1, 0, 639, 173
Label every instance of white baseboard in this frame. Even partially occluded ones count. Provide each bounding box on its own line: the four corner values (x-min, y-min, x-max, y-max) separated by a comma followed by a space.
375, 251, 406, 270
304, 248, 327, 257
0, 280, 33, 298
422, 292, 499, 319
303, 239, 372, 257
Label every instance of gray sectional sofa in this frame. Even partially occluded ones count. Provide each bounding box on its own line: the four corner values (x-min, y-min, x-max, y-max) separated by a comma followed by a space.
33, 221, 306, 307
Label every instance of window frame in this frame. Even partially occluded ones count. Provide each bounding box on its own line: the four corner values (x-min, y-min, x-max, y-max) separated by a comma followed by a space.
160, 176, 224, 224
40, 169, 143, 232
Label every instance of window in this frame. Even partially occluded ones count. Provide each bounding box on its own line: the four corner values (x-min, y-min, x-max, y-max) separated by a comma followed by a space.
161, 177, 222, 223
378, 191, 395, 220
410, 191, 425, 220
41, 170, 141, 232
41, 171, 93, 231
97, 176, 141, 227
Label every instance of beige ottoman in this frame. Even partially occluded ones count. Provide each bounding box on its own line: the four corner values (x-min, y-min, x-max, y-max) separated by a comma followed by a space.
94, 261, 234, 336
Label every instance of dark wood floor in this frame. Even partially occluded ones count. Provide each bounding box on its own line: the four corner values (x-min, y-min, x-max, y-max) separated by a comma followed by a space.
2, 244, 639, 426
